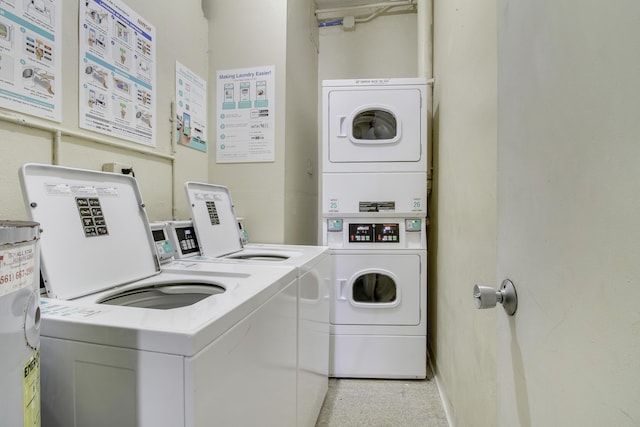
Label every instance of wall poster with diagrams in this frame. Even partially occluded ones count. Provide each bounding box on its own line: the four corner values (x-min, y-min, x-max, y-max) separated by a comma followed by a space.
175, 61, 207, 152
216, 65, 275, 163
79, 0, 156, 146
0, 0, 62, 122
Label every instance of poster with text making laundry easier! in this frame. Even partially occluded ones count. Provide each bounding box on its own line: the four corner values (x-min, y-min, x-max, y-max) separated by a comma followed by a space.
216, 65, 275, 163
175, 61, 207, 152
79, 0, 156, 146
0, 0, 62, 122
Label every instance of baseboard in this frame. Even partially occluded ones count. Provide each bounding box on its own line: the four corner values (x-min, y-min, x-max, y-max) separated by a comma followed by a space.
427, 345, 455, 427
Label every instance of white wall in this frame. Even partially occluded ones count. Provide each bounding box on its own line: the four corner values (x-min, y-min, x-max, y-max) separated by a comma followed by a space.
0, 0, 209, 222
205, 0, 318, 244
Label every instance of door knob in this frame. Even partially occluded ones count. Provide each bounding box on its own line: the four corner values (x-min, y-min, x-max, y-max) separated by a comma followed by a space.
473, 279, 518, 316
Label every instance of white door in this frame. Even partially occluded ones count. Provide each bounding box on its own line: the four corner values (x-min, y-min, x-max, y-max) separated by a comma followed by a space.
497, 1, 640, 426
325, 88, 424, 164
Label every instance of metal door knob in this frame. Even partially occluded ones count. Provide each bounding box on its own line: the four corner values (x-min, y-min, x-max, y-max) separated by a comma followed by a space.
473, 279, 518, 316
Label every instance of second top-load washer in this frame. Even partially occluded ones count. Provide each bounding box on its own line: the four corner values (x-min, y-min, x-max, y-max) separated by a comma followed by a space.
19, 163, 299, 427
172, 181, 332, 427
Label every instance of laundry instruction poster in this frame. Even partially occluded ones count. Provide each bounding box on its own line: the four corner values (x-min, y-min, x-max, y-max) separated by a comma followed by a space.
216, 65, 275, 163
0, 0, 62, 122
175, 61, 207, 152
79, 0, 156, 146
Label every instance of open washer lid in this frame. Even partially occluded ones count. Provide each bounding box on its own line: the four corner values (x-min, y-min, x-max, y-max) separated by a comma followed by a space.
185, 182, 243, 258
19, 163, 160, 300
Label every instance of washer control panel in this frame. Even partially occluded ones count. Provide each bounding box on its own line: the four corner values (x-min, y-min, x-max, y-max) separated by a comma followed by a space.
324, 218, 426, 249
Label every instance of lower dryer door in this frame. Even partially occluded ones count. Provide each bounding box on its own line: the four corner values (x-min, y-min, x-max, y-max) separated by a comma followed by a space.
331, 253, 422, 326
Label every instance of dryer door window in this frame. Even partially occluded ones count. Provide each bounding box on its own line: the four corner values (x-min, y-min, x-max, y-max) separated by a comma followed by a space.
352, 272, 397, 303
352, 110, 397, 141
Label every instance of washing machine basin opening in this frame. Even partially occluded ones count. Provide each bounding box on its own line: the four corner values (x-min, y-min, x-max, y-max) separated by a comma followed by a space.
227, 254, 289, 261
98, 282, 225, 309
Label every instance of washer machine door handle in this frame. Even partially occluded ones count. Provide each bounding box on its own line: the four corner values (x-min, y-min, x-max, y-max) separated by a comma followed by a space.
337, 279, 347, 300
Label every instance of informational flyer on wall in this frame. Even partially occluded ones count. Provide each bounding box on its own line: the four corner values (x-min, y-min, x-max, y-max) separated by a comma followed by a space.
0, 0, 62, 122
79, 0, 156, 146
175, 61, 207, 152
216, 65, 275, 163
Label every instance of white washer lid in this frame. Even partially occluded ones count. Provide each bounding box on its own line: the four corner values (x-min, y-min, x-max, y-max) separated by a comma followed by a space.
19, 164, 160, 300
185, 182, 243, 258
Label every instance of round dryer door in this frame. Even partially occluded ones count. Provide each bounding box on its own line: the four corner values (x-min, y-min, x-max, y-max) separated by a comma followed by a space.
332, 253, 421, 326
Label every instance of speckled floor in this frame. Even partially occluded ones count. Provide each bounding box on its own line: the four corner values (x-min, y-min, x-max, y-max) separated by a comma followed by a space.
315, 364, 449, 427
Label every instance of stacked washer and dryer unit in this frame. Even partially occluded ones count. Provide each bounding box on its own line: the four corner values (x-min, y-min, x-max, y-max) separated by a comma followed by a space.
321, 78, 428, 379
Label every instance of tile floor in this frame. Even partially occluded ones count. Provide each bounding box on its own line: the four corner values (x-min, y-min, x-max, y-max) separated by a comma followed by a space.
315, 364, 449, 427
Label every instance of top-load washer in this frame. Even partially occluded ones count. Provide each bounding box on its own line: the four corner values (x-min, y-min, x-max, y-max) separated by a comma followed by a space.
171, 181, 332, 427
322, 78, 428, 217
19, 164, 299, 427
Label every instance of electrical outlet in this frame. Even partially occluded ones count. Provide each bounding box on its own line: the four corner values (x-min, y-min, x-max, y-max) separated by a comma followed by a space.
102, 162, 133, 175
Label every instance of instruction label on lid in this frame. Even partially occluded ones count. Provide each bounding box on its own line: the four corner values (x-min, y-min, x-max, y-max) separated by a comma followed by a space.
0, 242, 37, 297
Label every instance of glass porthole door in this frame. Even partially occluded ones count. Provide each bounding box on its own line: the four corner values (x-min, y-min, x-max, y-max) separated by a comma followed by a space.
351, 271, 398, 304
351, 109, 398, 142
332, 253, 421, 326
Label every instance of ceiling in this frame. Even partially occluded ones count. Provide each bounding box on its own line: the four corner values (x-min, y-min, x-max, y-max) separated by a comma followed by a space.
315, 0, 416, 21
315, 0, 379, 8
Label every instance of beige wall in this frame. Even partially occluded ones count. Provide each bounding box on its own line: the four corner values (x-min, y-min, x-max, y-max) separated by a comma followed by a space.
318, 14, 418, 80
317, 11, 419, 243
204, 0, 319, 245
431, 0, 497, 425
318, 3, 498, 426
1, 2, 501, 424
496, 1, 640, 425
284, 0, 320, 244
0, 0, 209, 222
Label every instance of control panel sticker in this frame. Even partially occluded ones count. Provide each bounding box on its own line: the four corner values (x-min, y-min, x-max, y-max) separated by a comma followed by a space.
376, 224, 400, 242
23, 350, 41, 427
349, 223, 400, 243
0, 242, 37, 297
175, 226, 200, 255
45, 183, 73, 196
349, 224, 374, 242
96, 186, 120, 197
70, 185, 99, 197
206, 201, 220, 225
359, 201, 395, 213
45, 183, 120, 198
76, 197, 108, 237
